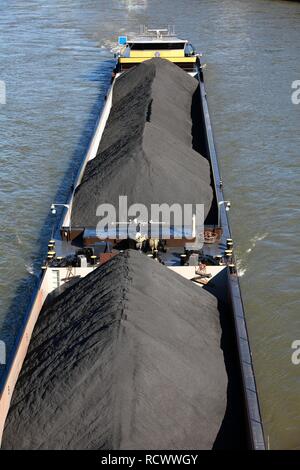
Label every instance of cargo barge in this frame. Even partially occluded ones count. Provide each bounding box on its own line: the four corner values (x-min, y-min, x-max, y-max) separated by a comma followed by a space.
0, 28, 265, 449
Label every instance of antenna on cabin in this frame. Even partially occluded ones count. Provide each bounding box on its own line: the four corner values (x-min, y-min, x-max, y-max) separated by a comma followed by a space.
168, 25, 175, 36
147, 29, 168, 39
139, 25, 176, 39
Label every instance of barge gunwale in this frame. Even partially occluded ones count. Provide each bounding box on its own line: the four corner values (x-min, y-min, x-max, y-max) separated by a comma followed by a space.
0, 270, 46, 443
59, 79, 115, 237
197, 63, 265, 450
0, 74, 116, 446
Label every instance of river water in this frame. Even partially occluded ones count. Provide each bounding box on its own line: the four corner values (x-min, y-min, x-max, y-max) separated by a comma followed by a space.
0, 0, 299, 449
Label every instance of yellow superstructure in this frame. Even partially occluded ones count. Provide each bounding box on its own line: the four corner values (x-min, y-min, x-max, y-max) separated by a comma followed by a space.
116, 28, 198, 72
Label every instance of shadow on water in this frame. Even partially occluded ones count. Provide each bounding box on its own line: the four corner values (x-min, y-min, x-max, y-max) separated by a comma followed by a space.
0, 59, 114, 385
203, 269, 248, 449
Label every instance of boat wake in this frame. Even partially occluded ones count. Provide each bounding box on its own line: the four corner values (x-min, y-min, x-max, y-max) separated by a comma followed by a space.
25, 263, 35, 276
25, 261, 40, 278
236, 259, 247, 277
123, 0, 147, 11
237, 233, 268, 277
246, 232, 268, 253
15, 233, 23, 245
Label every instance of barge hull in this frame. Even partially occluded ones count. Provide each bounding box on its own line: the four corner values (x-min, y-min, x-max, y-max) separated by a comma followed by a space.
0, 54, 265, 450
197, 64, 265, 450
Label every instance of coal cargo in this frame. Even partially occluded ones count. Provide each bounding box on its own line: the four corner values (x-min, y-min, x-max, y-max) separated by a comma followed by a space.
2, 251, 227, 450
71, 58, 213, 228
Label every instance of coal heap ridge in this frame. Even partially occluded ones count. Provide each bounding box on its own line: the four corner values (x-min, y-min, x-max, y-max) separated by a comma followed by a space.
2, 250, 227, 450
71, 58, 213, 227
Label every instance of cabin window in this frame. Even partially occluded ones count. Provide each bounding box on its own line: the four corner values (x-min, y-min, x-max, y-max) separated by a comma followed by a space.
185, 43, 195, 56
129, 42, 185, 50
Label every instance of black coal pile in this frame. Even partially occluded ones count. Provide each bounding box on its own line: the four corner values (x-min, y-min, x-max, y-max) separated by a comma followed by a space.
71, 58, 213, 227
2, 251, 227, 450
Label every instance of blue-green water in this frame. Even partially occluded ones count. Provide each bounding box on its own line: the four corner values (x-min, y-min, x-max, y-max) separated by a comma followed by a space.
0, 0, 299, 449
